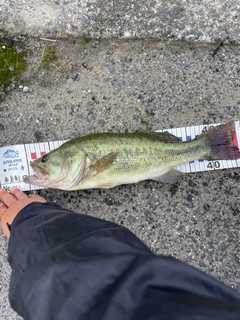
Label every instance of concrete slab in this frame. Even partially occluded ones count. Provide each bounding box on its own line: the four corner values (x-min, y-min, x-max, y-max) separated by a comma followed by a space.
0, 0, 240, 43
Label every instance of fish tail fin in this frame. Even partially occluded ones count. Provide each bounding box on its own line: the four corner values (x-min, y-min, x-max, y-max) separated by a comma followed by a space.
197, 122, 240, 160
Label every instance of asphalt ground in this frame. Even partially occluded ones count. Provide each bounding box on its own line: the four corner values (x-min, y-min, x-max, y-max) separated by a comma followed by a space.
0, 36, 240, 319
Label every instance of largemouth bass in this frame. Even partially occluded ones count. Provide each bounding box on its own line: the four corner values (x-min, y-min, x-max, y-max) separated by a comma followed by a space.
24, 122, 240, 190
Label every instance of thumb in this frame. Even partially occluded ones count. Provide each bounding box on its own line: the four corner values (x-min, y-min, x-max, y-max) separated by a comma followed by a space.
0, 203, 7, 220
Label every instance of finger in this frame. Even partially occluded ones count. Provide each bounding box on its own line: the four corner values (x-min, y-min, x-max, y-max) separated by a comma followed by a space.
0, 189, 17, 207
0, 203, 7, 219
1, 222, 10, 239
0, 188, 9, 200
0, 205, 10, 238
9, 187, 28, 200
28, 193, 47, 202
5, 228, 10, 239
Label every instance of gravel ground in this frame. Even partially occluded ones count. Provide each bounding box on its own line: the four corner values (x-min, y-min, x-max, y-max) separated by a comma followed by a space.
0, 36, 240, 319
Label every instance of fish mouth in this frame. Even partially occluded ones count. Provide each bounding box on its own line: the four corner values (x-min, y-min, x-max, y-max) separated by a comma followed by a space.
28, 162, 49, 181
24, 171, 48, 186
32, 172, 48, 180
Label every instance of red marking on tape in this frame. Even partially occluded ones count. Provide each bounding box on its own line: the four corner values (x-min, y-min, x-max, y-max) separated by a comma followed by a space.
31, 152, 37, 160
31, 151, 46, 160
233, 131, 239, 149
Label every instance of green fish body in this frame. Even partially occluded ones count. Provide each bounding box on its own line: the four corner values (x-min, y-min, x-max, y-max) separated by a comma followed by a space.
24, 122, 240, 190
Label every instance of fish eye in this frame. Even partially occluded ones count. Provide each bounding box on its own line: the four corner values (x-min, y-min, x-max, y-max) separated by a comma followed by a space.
41, 155, 48, 162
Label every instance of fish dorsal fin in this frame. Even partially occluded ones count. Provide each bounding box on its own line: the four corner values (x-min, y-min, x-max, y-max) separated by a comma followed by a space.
149, 131, 180, 142
152, 168, 184, 184
91, 152, 118, 175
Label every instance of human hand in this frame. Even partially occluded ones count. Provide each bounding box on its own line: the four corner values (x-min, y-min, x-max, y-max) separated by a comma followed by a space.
0, 187, 47, 238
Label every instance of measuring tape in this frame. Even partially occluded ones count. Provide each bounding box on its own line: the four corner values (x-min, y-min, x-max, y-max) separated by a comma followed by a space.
1, 122, 240, 191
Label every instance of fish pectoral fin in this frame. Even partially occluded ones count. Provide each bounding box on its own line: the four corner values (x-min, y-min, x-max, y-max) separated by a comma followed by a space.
91, 152, 118, 175
152, 168, 184, 184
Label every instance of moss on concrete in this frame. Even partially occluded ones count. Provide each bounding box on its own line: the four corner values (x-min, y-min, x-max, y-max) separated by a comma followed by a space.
83, 38, 91, 44
139, 105, 153, 131
40, 45, 57, 69
0, 43, 26, 92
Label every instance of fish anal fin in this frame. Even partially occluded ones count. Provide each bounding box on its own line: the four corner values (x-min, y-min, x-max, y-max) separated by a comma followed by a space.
152, 169, 184, 184
91, 152, 118, 175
